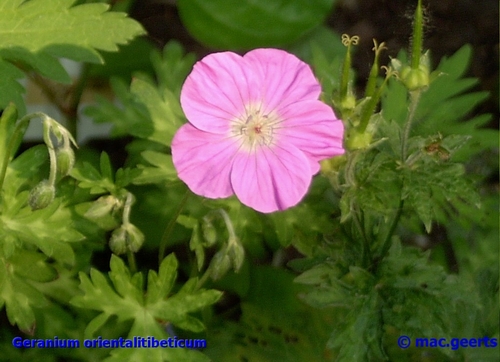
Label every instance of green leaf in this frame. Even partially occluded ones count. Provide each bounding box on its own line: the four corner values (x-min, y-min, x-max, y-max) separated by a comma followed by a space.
146, 254, 177, 305
0, 58, 25, 113
0, 103, 17, 166
9, 250, 58, 283
0, 0, 145, 62
0, 0, 145, 113
0, 254, 48, 332
132, 150, 178, 185
382, 45, 498, 160
130, 78, 185, 146
178, 0, 337, 50
71, 253, 221, 340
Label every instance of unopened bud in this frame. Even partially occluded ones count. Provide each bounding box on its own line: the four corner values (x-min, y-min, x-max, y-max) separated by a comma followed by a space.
346, 128, 373, 150
400, 65, 429, 91
209, 249, 232, 281
109, 223, 145, 255
28, 180, 55, 211
56, 147, 75, 178
201, 219, 217, 247
320, 155, 347, 174
85, 195, 121, 219
227, 239, 245, 272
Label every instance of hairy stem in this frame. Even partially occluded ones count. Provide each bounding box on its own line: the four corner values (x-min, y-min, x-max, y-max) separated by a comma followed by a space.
401, 90, 422, 162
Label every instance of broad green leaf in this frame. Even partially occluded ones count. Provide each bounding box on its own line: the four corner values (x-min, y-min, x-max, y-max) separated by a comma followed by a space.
178, 0, 337, 50
0, 254, 48, 332
0, 58, 26, 113
9, 249, 58, 283
0, 0, 145, 62
0, 0, 145, 113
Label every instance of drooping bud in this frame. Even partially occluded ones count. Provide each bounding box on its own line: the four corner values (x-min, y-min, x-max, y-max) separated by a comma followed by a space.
28, 180, 55, 211
209, 248, 232, 281
85, 195, 121, 220
56, 146, 75, 178
227, 238, 245, 272
201, 217, 217, 247
109, 223, 145, 255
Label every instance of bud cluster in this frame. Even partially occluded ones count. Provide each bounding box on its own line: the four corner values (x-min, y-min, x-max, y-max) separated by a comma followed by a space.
28, 115, 77, 211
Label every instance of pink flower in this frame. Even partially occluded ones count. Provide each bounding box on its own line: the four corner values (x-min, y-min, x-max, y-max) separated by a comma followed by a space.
172, 48, 344, 213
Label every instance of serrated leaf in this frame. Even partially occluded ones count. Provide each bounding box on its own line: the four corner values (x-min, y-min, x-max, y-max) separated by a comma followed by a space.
0, 0, 145, 62
109, 255, 143, 304
99, 152, 114, 182
130, 78, 184, 146
146, 253, 178, 305
178, 0, 337, 50
72, 253, 221, 343
0, 0, 145, 113
133, 150, 178, 185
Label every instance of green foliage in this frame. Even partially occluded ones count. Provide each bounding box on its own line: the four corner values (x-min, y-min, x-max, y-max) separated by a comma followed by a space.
70, 254, 221, 361
0, 1, 496, 360
383, 45, 497, 160
0, 0, 145, 113
205, 266, 333, 361
177, 0, 337, 50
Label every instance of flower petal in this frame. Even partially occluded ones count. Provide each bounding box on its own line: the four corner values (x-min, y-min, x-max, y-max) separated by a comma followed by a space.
180, 52, 256, 134
230, 145, 312, 213
172, 124, 239, 198
243, 48, 321, 114
276, 100, 345, 173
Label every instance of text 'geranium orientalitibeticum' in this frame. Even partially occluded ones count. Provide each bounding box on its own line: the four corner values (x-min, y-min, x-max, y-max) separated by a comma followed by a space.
172, 48, 345, 213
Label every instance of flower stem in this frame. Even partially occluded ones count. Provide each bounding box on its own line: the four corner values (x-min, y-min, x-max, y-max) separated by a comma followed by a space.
158, 189, 190, 265
195, 267, 212, 290
127, 250, 137, 274
411, 0, 424, 70
401, 90, 422, 162
374, 198, 404, 271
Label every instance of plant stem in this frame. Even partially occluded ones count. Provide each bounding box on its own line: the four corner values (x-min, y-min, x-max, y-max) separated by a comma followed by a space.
401, 90, 422, 162
127, 250, 137, 274
195, 267, 212, 290
158, 189, 190, 265
377, 198, 404, 265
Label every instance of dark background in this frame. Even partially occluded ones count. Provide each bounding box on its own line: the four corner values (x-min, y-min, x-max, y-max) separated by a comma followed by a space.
128, 0, 499, 128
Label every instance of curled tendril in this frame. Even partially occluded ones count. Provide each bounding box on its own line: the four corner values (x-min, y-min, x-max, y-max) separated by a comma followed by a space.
372, 39, 387, 55
341, 34, 360, 46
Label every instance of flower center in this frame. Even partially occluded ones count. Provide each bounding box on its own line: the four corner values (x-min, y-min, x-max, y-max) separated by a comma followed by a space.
232, 107, 279, 151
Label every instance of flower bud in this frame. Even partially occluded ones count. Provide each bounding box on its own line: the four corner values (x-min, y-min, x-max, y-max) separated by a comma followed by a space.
346, 128, 373, 150
228, 241, 245, 272
400, 65, 429, 91
201, 218, 217, 247
56, 147, 75, 178
320, 155, 347, 174
85, 195, 121, 220
109, 223, 145, 255
28, 180, 55, 211
209, 249, 232, 281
